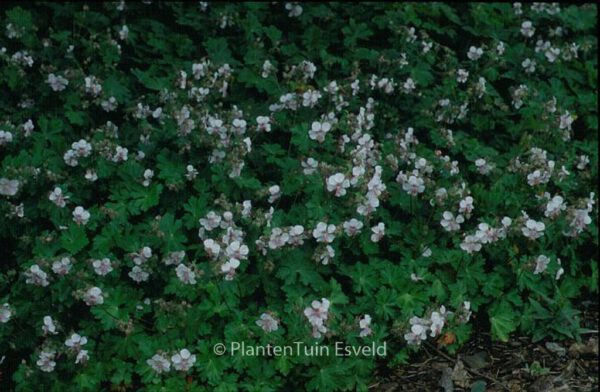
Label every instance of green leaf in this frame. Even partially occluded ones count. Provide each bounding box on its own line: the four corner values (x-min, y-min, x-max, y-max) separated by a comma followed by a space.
204, 37, 235, 65
489, 302, 518, 342
60, 224, 89, 254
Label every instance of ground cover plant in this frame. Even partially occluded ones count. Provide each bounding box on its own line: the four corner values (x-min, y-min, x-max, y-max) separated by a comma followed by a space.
0, 2, 597, 391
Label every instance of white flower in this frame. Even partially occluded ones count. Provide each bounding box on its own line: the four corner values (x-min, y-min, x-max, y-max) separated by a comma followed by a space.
225, 241, 249, 260
141, 246, 153, 258
9, 202, 24, 218
65, 333, 88, 350
64, 149, 78, 166
467, 46, 483, 60
231, 118, 247, 135
221, 258, 240, 280
256, 115, 272, 132
11, 50, 34, 67
84, 287, 104, 306
72, 139, 92, 157
533, 255, 551, 275
75, 350, 89, 364
404, 316, 429, 345
512, 84, 528, 109
475, 223, 500, 244
564, 209, 592, 237
37, 350, 57, 372
458, 301, 472, 324
440, 211, 464, 232
84, 75, 102, 96
285, 2, 303, 17
520, 21, 535, 37
241, 200, 252, 218
171, 349, 196, 371
343, 219, 364, 236
308, 121, 331, 143
359, 314, 372, 337
72, 206, 90, 225
496, 41, 506, 55
162, 251, 185, 266
402, 175, 425, 196
22, 119, 34, 136
456, 69, 469, 83
42, 316, 58, 335
317, 245, 335, 265
370, 222, 385, 242
261, 60, 275, 78
297, 60, 316, 80
256, 313, 279, 333
203, 239, 221, 259
475, 158, 493, 175
118, 25, 129, 40
147, 353, 171, 374
559, 111, 574, 130
25, 264, 50, 286
142, 169, 154, 187
200, 211, 221, 231
545, 195, 566, 218
0, 303, 12, 323
545, 47, 560, 63
132, 246, 152, 265
49, 187, 68, 207
302, 157, 319, 175
555, 259, 564, 280
522, 58, 536, 74
129, 266, 150, 282
268, 227, 289, 249
460, 235, 482, 254
176, 264, 197, 285
101, 96, 118, 112
313, 222, 336, 243
304, 298, 330, 338
288, 225, 305, 246
85, 169, 98, 182
52, 257, 72, 275
410, 273, 423, 282
513, 2, 523, 15
0, 130, 12, 146
268, 185, 281, 203
112, 146, 128, 162
47, 73, 69, 91
0, 178, 19, 196
577, 155, 589, 170
430, 307, 447, 337
302, 89, 322, 107
522, 218, 545, 240
93, 258, 113, 276
527, 169, 551, 186
185, 165, 198, 180
326, 173, 350, 197
476, 76, 487, 97
459, 196, 474, 215
403, 77, 416, 92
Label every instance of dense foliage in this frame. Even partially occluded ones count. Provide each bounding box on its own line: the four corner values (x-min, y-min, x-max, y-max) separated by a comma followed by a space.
0, 2, 597, 391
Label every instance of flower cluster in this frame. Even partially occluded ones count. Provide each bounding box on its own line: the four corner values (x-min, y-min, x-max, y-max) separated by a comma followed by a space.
404, 302, 471, 345
0, 3, 596, 390
304, 298, 331, 338
147, 348, 196, 374
201, 211, 249, 280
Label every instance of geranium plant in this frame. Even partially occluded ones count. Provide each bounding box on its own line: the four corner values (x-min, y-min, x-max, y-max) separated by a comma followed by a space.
0, 2, 597, 391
